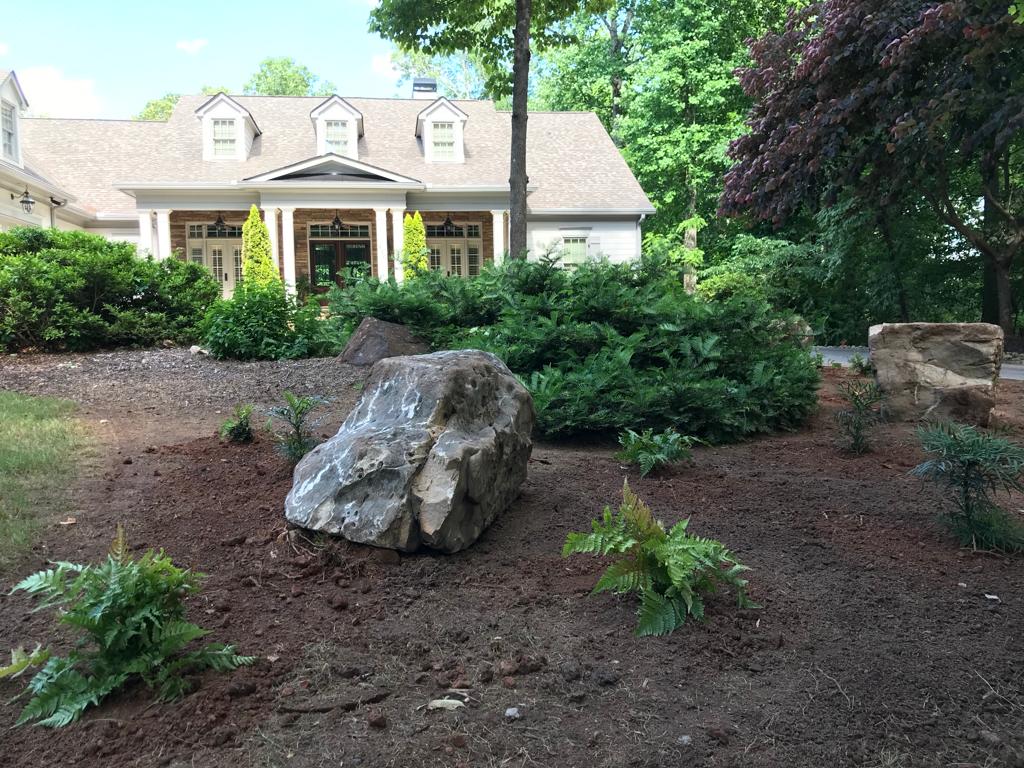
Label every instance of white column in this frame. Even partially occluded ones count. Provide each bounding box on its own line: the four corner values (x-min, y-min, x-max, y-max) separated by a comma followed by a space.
155, 209, 172, 261
391, 208, 405, 284
281, 207, 296, 294
374, 207, 389, 281
137, 210, 153, 256
264, 207, 279, 276
491, 209, 506, 265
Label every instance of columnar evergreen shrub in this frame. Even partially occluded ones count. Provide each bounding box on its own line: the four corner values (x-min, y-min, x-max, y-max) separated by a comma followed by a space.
241, 205, 280, 286
401, 211, 429, 277
0, 227, 219, 351
326, 252, 820, 441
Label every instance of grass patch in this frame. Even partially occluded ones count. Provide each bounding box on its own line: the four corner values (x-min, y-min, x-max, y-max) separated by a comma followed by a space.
0, 391, 83, 573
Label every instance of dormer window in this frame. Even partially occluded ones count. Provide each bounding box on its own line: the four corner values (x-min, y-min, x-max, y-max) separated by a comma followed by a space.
1, 102, 16, 161
311, 96, 362, 159
325, 120, 348, 154
195, 93, 260, 161
416, 98, 468, 163
432, 122, 455, 161
212, 119, 236, 157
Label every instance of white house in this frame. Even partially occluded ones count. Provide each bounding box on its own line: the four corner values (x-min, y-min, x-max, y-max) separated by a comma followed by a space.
1, 70, 655, 294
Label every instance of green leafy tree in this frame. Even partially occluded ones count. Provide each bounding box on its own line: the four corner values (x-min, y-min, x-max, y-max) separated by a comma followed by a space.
392, 49, 490, 99
243, 57, 336, 96
402, 211, 429, 277
721, 0, 1024, 335
134, 93, 180, 121
241, 205, 280, 287
371, 0, 610, 260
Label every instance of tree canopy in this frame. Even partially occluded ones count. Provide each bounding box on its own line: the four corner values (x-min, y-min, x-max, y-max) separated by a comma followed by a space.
720, 0, 1024, 332
243, 57, 337, 97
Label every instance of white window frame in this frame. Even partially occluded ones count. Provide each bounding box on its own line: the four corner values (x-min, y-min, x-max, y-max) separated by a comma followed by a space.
212, 119, 237, 158
431, 121, 456, 162
425, 219, 484, 277
1, 100, 18, 163
561, 236, 589, 267
324, 120, 348, 155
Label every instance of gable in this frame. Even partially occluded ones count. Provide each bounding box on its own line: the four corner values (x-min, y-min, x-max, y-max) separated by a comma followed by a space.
243, 155, 421, 185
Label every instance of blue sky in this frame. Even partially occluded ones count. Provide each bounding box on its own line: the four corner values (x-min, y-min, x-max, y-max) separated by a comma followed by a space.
0, 0, 405, 119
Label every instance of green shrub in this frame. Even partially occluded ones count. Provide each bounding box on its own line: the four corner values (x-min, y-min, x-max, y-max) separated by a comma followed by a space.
241, 205, 280, 287
563, 482, 756, 636
0, 228, 219, 352
326, 254, 819, 442
401, 211, 429, 277
267, 392, 322, 464
834, 380, 884, 454
848, 352, 873, 376
201, 282, 345, 360
912, 423, 1024, 553
1, 527, 254, 726
220, 404, 255, 443
617, 428, 698, 477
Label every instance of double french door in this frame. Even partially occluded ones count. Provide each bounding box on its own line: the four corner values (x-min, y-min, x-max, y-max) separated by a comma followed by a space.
207, 242, 243, 296
310, 240, 372, 289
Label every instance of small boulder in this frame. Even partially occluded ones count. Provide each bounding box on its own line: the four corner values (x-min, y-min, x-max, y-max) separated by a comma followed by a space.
869, 322, 1003, 426
285, 350, 534, 552
339, 317, 430, 366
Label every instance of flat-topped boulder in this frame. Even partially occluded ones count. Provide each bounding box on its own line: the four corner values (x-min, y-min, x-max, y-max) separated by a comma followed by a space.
868, 322, 1003, 425
285, 349, 534, 552
339, 317, 429, 366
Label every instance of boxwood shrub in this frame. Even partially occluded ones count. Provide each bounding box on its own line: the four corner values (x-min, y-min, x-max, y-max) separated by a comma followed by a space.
0, 227, 219, 352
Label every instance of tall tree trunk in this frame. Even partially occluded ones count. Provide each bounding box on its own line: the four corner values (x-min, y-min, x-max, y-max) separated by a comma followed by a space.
981, 168, 1001, 324
993, 255, 1015, 335
508, 0, 532, 260
877, 206, 911, 322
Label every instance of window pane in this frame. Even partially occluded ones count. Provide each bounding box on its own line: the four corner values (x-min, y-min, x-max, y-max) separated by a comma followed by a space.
466, 224, 480, 238
562, 237, 588, 264
1, 102, 15, 159
188, 224, 204, 239
212, 119, 236, 157
450, 246, 462, 275
325, 120, 347, 153
429, 247, 442, 271
467, 246, 480, 276
432, 122, 455, 160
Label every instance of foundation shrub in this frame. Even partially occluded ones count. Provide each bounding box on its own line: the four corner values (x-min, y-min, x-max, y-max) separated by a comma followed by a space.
0, 227, 219, 351
327, 251, 819, 441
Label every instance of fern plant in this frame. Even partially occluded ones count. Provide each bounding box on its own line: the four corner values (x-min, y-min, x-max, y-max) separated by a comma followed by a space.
1, 528, 254, 727
847, 352, 874, 376
912, 423, 1024, 553
563, 482, 756, 636
617, 428, 698, 476
267, 391, 323, 464
219, 403, 255, 443
834, 380, 884, 454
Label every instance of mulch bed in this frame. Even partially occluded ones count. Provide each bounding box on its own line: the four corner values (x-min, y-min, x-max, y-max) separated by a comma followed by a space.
1, 354, 1023, 768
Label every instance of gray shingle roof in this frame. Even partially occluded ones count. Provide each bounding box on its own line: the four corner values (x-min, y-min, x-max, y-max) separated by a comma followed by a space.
20, 95, 653, 216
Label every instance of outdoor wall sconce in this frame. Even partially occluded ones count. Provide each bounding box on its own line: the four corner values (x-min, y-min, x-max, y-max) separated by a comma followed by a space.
12, 188, 34, 214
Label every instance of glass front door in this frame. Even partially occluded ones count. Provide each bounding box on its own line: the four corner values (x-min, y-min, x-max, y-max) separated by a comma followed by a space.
310, 240, 372, 289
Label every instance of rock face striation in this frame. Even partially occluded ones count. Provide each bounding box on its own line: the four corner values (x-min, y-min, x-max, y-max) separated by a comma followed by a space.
339, 317, 430, 367
868, 322, 1003, 425
285, 350, 534, 552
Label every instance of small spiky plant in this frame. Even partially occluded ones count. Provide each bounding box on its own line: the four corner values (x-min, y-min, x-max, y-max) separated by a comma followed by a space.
912, 422, 1024, 553
266, 391, 323, 464
834, 380, 884, 454
563, 481, 756, 636
220, 404, 255, 443
616, 428, 698, 477
1, 527, 254, 726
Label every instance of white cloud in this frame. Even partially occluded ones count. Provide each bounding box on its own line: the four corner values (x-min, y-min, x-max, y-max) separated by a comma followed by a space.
175, 38, 208, 55
17, 67, 103, 118
0, 43, 9, 56
370, 52, 397, 78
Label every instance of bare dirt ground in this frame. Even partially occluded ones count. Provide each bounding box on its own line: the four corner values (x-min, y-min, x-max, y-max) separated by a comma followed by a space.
1, 351, 1023, 768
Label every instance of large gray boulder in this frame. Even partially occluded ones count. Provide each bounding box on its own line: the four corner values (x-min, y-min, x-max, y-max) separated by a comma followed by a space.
868, 322, 1003, 425
285, 350, 534, 552
339, 317, 429, 366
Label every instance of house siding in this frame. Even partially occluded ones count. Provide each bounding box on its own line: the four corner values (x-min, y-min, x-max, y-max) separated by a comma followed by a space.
526, 218, 641, 263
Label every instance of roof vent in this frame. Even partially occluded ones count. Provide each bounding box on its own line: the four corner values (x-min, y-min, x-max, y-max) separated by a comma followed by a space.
412, 77, 438, 100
